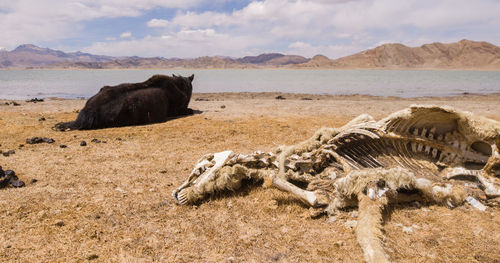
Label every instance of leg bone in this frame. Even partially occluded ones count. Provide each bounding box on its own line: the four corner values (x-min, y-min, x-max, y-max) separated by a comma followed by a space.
356, 193, 390, 263
270, 173, 330, 207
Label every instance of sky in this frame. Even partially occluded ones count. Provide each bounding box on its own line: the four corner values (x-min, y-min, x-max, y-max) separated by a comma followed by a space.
1, 0, 499, 59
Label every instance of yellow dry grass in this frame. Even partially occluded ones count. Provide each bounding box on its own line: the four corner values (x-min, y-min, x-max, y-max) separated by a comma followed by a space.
0, 93, 499, 262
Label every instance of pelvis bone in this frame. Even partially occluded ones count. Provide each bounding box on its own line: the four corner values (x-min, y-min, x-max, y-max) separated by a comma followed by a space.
173, 105, 500, 263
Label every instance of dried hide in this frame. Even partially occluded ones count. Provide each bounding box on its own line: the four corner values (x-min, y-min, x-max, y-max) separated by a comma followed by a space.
173, 105, 500, 263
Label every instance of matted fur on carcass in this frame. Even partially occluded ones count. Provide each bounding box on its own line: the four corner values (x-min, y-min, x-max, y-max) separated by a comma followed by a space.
172, 105, 500, 263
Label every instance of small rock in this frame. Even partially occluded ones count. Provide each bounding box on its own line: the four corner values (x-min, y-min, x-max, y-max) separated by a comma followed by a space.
91, 139, 101, 143
268, 200, 278, 210
328, 216, 337, 223
10, 179, 25, 187
344, 220, 357, 229
159, 170, 167, 174
38, 117, 46, 121
115, 137, 122, 141
350, 211, 358, 218
31, 178, 38, 184
0, 168, 25, 188
86, 254, 99, 260
37, 210, 47, 219
59, 145, 67, 148
55, 220, 65, 227
402, 226, 413, 234
18, 144, 24, 148
220, 105, 226, 109
26, 98, 44, 103
115, 187, 125, 193
333, 241, 345, 247
80, 141, 87, 146
301, 97, 313, 100
2, 150, 15, 157
275, 95, 286, 100
26, 137, 55, 144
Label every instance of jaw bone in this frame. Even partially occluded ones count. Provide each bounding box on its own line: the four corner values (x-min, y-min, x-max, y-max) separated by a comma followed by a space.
172, 150, 279, 205
173, 150, 235, 205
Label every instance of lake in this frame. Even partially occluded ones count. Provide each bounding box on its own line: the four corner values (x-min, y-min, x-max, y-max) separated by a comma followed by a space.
0, 69, 499, 99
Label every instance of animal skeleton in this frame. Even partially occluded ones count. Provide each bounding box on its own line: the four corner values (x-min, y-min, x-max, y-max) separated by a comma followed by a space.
173, 105, 500, 263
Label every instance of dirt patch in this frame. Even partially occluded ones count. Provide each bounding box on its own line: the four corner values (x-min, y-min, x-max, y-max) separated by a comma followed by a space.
0, 93, 499, 262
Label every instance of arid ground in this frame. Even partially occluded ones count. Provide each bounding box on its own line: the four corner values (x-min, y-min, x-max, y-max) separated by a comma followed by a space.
1, 93, 499, 262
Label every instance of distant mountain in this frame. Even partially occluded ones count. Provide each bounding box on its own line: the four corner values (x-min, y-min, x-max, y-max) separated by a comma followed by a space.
296, 55, 338, 68
0, 44, 113, 68
50, 56, 258, 69
237, 53, 308, 65
0, 44, 305, 69
54, 53, 308, 69
296, 39, 500, 69
2, 40, 500, 69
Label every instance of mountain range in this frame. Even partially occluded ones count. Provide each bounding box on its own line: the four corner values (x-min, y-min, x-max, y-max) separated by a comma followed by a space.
0, 44, 113, 68
1, 40, 499, 70
297, 39, 500, 70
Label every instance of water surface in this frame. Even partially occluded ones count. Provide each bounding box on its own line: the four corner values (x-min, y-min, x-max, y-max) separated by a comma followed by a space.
0, 69, 499, 99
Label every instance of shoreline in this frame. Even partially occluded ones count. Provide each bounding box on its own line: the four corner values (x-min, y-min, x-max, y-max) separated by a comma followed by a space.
2, 67, 500, 71
2, 91, 500, 102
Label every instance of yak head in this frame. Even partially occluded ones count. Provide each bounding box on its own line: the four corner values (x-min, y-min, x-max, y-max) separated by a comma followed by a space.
172, 74, 194, 101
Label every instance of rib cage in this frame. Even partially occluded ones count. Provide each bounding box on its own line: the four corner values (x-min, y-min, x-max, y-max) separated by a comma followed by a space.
282, 105, 497, 182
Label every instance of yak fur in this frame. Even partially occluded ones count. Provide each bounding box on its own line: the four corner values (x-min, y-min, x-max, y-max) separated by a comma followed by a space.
54, 74, 194, 130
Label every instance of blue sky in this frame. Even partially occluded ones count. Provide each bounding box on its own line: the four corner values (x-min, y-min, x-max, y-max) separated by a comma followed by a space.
1, 0, 499, 58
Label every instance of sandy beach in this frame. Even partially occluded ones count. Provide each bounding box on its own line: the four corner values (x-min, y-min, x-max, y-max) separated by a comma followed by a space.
1, 93, 499, 262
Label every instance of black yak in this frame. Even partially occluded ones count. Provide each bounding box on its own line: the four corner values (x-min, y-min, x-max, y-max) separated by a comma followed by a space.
54, 74, 194, 130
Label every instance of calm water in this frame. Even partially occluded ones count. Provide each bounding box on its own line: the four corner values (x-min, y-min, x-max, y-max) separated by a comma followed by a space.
0, 69, 499, 99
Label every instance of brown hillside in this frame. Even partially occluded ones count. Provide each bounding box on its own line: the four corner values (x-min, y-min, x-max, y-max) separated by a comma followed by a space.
293, 55, 339, 68
296, 40, 500, 69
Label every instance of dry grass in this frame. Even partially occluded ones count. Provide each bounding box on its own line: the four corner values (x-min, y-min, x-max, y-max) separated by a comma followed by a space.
0, 93, 499, 262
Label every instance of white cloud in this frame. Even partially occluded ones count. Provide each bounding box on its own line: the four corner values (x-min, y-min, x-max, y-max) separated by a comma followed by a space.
147, 19, 170, 28
288, 41, 363, 59
0, 0, 204, 49
120, 31, 132, 38
2, 0, 500, 58
133, 0, 500, 58
83, 28, 270, 58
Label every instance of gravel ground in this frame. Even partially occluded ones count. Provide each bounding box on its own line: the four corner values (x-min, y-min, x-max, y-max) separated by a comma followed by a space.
0, 93, 499, 262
